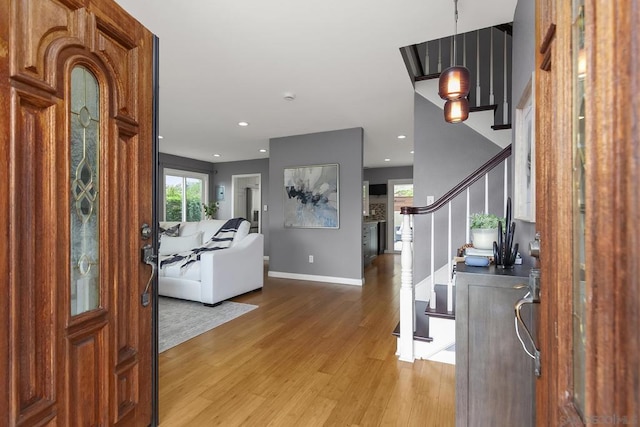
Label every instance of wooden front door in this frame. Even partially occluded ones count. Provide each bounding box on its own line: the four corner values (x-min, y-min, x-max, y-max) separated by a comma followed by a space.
535, 0, 639, 425
0, 0, 155, 425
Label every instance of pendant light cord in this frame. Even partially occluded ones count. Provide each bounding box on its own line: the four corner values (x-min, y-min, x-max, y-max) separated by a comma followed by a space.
453, 0, 458, 63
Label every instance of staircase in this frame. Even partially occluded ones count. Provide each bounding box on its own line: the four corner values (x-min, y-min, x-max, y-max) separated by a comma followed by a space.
396, 145, 512, 362
393, 23, 515, 363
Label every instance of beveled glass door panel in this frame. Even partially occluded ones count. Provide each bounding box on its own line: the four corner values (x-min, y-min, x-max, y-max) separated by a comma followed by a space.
70, 66, 101, 316
571, 0, 586, 417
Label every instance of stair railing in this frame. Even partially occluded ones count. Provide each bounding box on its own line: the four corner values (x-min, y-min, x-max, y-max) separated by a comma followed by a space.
397, 144, 512, 362
401, 24, 512, 128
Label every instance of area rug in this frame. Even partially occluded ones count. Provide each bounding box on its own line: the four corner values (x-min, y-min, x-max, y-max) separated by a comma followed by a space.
159, 297, 257, 353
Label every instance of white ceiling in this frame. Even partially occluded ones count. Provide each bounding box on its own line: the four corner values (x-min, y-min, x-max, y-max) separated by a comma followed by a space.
114, 0, 517, 168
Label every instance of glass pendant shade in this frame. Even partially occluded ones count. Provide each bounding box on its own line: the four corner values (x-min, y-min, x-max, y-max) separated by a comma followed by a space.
438, 66, 471, 100
444, 97, 469, 123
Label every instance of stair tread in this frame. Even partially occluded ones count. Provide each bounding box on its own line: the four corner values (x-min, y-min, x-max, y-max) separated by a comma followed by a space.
392, 301, 434, 342
469, 104, 498, 113
415, 72, 441, 81
425, 284, 456, 320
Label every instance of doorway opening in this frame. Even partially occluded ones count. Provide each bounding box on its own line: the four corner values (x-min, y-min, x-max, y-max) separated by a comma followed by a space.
231, 174, 262, 233
387, 179, 414, 252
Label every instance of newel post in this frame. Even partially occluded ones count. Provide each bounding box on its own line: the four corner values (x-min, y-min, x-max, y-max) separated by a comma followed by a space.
398, 211, 415, 362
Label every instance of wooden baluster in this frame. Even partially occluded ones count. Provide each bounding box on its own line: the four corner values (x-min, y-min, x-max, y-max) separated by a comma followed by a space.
490, 28, 495, 105
399, 213, 415, 362
425, 41, 430, 76
466, 188, 470, 244
485, 173, 489, 214
503, 31, 509, 124
450, 36, 454, 67
463, 33, 466, 67
430, 213, 436, 310
447, 202, 453, 313
504, 160, 509, 217
476, 30, 481, 106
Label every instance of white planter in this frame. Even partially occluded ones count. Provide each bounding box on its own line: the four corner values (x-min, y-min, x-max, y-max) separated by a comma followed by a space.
471, 228, 499, 250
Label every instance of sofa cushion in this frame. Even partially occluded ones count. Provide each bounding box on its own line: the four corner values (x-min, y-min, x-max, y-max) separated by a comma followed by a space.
196, 219, 249, 245
232, 220, 250, 245
197, 220, 228, 242
158, 256, 201, 281
158, 232, 203, 255
179, 221, 200, 237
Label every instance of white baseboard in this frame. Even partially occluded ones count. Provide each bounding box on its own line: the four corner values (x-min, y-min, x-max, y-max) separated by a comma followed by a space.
268, 271, 363, 286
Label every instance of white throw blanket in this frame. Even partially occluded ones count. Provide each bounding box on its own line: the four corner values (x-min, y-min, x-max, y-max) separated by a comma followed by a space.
160, 218, 248, 271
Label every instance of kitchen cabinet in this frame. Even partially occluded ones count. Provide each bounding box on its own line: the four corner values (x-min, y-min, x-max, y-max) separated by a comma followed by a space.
363, 222, 378, 266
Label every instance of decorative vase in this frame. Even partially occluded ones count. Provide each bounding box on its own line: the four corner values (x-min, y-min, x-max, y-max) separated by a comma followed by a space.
471, 228, 499, 250
494, 197, 518, 268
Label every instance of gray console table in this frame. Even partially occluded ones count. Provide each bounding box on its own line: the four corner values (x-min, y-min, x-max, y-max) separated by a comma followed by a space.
455, 263, 535, 427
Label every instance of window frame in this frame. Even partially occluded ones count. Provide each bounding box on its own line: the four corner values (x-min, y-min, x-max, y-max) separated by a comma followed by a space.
163, 168, 209, 222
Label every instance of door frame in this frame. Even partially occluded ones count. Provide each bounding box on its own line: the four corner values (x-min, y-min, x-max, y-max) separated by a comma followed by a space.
387, 179, 413, 253
535, 0, 640, 424
151, 34, 160, 427
231, 173, 262, 233
0, 0, 156, 424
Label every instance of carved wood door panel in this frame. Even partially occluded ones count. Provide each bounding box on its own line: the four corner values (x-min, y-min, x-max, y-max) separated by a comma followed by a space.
535, 0, 639, 425
0, 0, 154, 425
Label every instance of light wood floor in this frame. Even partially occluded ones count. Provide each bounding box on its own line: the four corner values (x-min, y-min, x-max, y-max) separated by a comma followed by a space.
159, 254, 455, 426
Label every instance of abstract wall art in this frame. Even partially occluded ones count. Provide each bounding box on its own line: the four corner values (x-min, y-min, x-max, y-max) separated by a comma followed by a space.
284, 164, 339, 228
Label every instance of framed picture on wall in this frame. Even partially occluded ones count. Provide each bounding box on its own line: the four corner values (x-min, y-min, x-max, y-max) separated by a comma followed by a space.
514, 73, 536, 222
283, 163, 339, 228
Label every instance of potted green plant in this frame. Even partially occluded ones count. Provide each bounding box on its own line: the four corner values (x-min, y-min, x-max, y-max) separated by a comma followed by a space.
202, 201, 219, 220
469, 212, 504, 250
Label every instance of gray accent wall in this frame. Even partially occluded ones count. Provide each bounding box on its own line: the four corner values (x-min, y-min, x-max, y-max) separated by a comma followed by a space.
511, 0, 537, 267
268, 128, 364, 282
413, 94, 503, 284
157, 153, 216, 221
211, 158, 270, 255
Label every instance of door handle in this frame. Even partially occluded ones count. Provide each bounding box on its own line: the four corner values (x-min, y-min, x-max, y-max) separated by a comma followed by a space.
514, 268, 541, 376
529, 231, 540, 259
514, 297, 541, 376
141, 223, 152, 240
140, 244, 156, 307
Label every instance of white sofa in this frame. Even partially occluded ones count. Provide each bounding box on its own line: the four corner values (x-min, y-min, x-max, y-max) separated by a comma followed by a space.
158, 219, 264, 305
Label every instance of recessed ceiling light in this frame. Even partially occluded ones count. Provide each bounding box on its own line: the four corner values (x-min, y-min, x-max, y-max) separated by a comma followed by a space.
397, 135, 406, 139
158, 135, 164, 139
283, 92, 296, 101
384, 158, 391, 162
213, 154, 221, 157
259, 149, 267, 153
410, 150, 414, 154
238, 121, 249, 127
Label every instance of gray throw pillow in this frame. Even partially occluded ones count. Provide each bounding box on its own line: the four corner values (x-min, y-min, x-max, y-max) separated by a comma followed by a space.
159, 223, 180, 237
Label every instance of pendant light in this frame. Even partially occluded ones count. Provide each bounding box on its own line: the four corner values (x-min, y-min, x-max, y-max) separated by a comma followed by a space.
439, 0, 470, 123
444, 98, 469, 123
